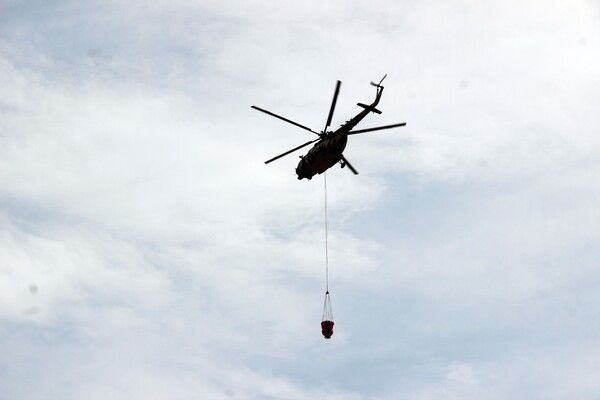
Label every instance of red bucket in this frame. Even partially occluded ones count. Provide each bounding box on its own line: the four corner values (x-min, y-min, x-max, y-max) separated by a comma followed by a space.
321, 320, 334, 339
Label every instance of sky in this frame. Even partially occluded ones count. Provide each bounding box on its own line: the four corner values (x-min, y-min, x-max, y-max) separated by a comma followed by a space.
1, 0, 600, 399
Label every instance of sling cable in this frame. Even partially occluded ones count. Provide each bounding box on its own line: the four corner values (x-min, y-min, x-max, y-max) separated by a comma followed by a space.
321, 172, 334, 339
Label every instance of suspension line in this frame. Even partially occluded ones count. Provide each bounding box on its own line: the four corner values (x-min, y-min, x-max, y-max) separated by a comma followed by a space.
324, 172, 329, 293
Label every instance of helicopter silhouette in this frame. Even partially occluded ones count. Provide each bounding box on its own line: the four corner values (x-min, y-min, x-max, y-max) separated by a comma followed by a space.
251, 75, 406, 180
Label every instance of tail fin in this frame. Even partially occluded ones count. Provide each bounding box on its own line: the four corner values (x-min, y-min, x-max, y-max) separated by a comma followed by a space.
356, 103, 382, 114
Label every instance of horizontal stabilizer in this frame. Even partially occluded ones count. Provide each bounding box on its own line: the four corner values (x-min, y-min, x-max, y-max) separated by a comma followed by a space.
356, 103, 382, 114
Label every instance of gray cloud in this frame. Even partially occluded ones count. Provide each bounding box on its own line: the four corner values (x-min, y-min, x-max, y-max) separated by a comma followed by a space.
1, 0, 600, 398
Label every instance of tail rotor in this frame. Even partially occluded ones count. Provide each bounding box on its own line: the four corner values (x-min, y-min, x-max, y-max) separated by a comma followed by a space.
370, 74, 387, 88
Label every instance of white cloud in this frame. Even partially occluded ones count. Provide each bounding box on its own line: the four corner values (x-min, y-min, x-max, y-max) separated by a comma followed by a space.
1, 0, 600, 398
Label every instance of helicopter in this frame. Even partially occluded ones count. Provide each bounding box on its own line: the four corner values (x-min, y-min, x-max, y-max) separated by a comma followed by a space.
251, 75, 406, 180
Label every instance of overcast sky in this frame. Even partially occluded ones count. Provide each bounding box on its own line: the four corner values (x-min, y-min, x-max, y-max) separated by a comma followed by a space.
1, 1, 600, 399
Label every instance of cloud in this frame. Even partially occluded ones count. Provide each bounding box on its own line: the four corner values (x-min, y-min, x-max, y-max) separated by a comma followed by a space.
1, 0, 600, 398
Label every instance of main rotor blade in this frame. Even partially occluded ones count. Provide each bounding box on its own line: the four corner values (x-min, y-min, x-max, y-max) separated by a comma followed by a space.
324, 80, 341, 132
341, 156, 359, 175
264, 139, 320, 164
347, 122, 406, 135
251, 106, 319, 136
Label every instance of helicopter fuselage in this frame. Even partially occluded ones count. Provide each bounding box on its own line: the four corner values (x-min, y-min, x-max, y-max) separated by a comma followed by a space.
295, 88, 383, 180
295, 131, 348, 179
